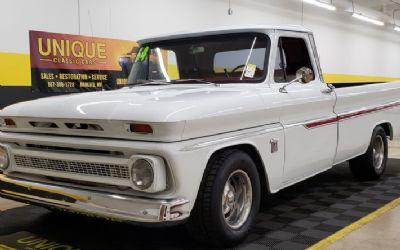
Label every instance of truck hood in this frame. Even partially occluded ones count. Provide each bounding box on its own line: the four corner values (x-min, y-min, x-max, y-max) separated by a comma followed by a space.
0, 84, 279, 141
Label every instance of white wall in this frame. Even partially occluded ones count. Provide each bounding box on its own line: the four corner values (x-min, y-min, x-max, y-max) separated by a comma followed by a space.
0, 0, 79, 53
1, 0, 400, 77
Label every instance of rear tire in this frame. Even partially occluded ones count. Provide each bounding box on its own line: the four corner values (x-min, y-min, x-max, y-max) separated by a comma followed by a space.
349, 126, 388, 180
186, 149, 260, 247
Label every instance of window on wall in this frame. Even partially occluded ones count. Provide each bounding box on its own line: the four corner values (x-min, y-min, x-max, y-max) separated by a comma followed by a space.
274, 37, 314, 83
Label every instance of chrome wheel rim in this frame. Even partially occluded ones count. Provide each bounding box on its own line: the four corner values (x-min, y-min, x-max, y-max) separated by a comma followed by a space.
222, 170, 252, 229
372, 135, 385, 171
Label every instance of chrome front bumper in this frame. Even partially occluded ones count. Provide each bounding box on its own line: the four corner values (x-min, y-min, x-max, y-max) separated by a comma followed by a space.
0, 174, 190, 224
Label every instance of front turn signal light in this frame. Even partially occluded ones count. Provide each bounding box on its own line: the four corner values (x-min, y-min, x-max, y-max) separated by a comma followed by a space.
4, 119, 16, 127
128, 123, 153, 134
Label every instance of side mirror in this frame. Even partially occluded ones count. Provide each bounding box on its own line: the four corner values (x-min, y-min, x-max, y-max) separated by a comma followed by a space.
279, 67, 314, 93
296, 67, 314, 84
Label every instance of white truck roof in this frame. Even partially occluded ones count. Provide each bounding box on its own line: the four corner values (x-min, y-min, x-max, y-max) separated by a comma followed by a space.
138, 25, 312, 44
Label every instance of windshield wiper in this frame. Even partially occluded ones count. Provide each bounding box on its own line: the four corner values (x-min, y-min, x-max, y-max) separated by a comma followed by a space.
126, 80, 172, 87
126, 79, 218, 87
170, 79, 218, 86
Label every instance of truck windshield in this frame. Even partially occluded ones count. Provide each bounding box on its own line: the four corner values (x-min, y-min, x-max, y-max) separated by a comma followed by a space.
127, 33, 270, 85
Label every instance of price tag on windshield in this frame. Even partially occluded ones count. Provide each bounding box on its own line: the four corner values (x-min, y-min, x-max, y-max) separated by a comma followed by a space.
244, 64, 256, 78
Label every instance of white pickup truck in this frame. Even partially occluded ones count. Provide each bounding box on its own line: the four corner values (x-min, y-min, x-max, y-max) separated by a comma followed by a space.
0, 25, 399, 247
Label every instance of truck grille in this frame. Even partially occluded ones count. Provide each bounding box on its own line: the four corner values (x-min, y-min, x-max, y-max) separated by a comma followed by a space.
13, 155, 130, 179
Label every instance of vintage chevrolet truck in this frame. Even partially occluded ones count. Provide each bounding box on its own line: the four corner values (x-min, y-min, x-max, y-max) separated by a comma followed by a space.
0, 25, 399, 247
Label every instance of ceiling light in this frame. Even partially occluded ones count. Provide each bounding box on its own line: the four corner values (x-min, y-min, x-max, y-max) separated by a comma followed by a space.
303, 0, 336, 11
352, 13, 384, 26
395, 26, 400, 32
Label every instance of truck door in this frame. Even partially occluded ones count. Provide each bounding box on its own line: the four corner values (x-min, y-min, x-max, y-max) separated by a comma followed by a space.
270, 31, 338, 186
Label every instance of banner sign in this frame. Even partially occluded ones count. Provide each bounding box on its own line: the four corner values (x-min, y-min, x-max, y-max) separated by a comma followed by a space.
29, 30, 138, 92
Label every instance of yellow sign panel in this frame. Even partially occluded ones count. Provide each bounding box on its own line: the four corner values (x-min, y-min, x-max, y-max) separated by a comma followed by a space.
0, 52, 31, 86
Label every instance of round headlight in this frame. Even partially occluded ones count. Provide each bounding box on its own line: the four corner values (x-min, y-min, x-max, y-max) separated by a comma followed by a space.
131, 159, 154, 190
0, 146, 9, 170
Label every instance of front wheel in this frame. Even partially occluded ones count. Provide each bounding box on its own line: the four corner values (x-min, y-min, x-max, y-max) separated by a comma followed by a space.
186, 149, 260, 247
349, 126, 388, 180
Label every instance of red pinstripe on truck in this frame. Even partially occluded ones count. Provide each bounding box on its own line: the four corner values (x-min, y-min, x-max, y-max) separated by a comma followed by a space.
304, 101, 400, 129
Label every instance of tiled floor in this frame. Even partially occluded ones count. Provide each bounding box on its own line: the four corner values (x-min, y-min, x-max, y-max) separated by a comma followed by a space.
325, 139, 400, 250
243, 158, 400, 250
0, 140, 399, 249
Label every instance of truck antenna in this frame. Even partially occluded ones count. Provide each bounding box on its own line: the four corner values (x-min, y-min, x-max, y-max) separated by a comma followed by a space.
228, 0, 233, 15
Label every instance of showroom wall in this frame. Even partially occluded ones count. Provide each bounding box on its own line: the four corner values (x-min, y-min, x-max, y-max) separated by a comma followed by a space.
93, 0, 400, 82
1, 0, 400, 107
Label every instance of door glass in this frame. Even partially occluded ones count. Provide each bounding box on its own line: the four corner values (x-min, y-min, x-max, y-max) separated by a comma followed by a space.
274, 37, 314, 82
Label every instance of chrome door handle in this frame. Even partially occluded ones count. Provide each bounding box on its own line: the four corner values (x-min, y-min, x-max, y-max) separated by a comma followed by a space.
321, 88, 333, 94
321, 84, 335, 94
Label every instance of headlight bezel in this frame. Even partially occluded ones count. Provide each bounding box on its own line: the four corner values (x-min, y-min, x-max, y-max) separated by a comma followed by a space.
0, 145, 10, 171
129, 155, 167, 193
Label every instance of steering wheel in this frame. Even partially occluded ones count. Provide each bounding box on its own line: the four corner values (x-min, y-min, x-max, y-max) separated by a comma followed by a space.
230, 64, 246, 74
